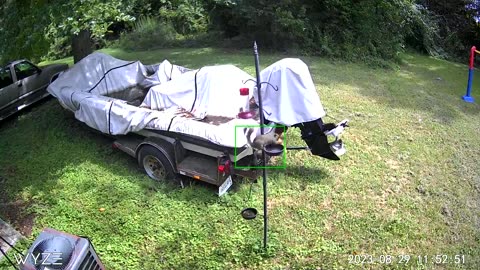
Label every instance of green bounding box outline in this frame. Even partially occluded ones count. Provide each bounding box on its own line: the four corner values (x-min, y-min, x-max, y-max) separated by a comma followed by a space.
234, 124, 287, 169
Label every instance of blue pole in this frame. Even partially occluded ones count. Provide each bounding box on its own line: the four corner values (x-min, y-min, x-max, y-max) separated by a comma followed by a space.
463, 68, 475, 103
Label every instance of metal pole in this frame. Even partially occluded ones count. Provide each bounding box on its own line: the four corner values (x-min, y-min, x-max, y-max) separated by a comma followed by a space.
0, 247, 19, 270
254, 42, 265, 134
253, 41, 268, 249
463, 46, 476, 103
0, 235, 21, 270
286, 146, 310, 150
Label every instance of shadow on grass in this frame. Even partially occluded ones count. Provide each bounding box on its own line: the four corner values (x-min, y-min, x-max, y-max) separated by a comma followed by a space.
263, 163, 331, 194
0, 101, 214, 231
0, 98, 322, 225
0, 98, 338, 269
282, 165, 330, 184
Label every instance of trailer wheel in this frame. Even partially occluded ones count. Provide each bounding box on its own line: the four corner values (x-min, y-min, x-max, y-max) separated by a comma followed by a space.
138, 145, 175, 181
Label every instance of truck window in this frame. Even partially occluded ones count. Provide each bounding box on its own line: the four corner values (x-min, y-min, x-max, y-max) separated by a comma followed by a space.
14, 61, 39, 80
0, 67, 13, 88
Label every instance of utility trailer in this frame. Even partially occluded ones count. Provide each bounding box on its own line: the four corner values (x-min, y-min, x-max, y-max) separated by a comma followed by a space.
104, 77, 268, 195
105, 84, 293, 195
110, 115, 347, 196
112, 129, 260, 195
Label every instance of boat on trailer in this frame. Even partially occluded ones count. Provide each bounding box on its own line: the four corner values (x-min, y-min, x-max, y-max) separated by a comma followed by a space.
47, 51, 348, 195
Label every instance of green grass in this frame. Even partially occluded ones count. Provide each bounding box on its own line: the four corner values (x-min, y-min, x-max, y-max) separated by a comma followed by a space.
1, 47, 479, 269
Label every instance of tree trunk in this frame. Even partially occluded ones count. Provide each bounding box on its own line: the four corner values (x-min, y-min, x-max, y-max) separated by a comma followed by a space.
72, 30, 93, 64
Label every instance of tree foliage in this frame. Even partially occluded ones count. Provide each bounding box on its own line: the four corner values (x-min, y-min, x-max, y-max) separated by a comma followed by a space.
208, 0, 480, 62
0, 0, 134, 63
0, 0, 51, 63
1, 0, 479, 64
46, 0, 135, 59
415, 0, 480, 58
209, 0, 412, 62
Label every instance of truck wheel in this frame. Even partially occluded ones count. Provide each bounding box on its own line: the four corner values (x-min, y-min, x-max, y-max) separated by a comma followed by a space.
138, 145, 175, 181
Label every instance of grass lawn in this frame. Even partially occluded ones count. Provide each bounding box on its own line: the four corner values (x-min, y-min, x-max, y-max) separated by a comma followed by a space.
1, 47, 479, 269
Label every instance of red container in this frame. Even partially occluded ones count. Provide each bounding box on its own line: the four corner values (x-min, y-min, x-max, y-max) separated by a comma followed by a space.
240, 88, 249, 96
238, 88, 253, 118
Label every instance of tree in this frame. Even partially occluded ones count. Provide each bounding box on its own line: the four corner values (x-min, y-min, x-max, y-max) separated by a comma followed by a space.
47, 0, 135, 63
0, 0, 135, 63
412, 0, 480, 58
0, 0, 51, 63
71, 30, 93, 64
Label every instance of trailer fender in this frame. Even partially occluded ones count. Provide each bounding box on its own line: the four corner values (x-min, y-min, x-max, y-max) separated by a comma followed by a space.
136, 138, 177, 173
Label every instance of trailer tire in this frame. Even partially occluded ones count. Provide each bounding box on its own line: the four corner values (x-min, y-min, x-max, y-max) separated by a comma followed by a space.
138, 145, 175, 182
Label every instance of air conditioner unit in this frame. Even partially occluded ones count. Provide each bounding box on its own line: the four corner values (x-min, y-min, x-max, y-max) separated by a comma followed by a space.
20, 228, 105, 270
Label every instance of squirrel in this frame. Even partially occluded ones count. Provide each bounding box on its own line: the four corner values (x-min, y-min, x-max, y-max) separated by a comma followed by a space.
243, 127, 282, 159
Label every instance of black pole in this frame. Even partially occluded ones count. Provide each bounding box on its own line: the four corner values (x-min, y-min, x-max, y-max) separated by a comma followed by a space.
0, 235, 22, 270
0, 247, 19, 270
254, 42, 265, 134
286, 146, 310, 150
0, 235, 23, 256
253, 41, 268, 249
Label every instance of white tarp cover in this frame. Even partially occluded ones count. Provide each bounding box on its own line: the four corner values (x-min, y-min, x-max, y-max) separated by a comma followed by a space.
139, 59, 191, 90
141, 65, 256, 119
50, 52, 146, 100
48, 52, 326, 147
256, 58, 326, 125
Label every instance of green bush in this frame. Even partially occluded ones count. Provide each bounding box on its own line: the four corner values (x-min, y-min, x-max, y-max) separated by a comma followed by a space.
207, 0, 409, 65
159, 0, 209, 35
403, 3, 446, 58
2, 0, 480, 65
117, 17, 179, 51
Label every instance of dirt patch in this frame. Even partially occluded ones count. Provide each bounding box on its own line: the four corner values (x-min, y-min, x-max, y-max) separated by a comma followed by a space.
0, 202, 35, 237
0, 175, 35, 237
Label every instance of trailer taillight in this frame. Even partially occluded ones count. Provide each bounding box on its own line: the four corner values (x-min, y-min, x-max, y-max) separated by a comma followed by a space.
218, 160, 231, 174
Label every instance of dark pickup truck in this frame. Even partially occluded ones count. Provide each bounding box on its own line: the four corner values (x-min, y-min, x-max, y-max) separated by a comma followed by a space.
0, 60, 68, 121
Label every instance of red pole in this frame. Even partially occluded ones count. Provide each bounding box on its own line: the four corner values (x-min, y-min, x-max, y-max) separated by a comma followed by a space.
470, 46, 476, 69
464, 46, 476, 102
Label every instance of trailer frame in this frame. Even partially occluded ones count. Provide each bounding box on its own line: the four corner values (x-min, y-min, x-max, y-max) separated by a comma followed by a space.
112, 128, 262, 196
